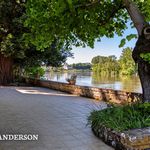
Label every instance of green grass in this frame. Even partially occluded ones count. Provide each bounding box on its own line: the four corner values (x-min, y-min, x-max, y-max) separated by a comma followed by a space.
88, 103, 150, 132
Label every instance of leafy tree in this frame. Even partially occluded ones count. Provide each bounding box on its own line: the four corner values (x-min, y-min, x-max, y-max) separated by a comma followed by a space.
92, 49, 137, 75
25, 0, 150, 102
0, 0, 72, 84
119, 47, 136, 75
91, 55, 119, 75
0, 0, 25, 84
14, 44, 72, 79
24, 66, 45, 78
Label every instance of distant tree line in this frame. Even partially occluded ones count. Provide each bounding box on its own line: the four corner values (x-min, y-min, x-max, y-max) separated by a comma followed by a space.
92, 47, 137, 76
69, 63, 91, 70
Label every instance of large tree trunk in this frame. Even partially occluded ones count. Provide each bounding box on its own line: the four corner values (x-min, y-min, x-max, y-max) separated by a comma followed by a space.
0, 54, 14, 85
133, 29, 150, 102
138, 62, 150, 102
123, 0, 150, 102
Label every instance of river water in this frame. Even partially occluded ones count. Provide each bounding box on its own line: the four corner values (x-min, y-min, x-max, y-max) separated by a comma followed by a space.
44, 71, 142, 93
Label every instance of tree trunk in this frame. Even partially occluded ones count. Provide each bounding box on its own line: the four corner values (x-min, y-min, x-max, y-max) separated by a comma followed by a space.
123, 0, 150, 102
0, 54, 14, 85
133, 29, 150, 102
123, 0, 147, 35
138, 62, 150, 102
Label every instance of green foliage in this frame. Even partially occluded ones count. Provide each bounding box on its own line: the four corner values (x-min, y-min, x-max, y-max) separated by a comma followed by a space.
134, 0, 150, 22
126, 34, 137, 41
25, 66, 45, 78
15, 44, 72, 69
69, 63, 91, 70
119, 38, 126, 48
91, 55, 120, 75
119, 34, 137, 48
88, 103, 150, 132
0, 0, 73, 83
140, 53, 150, 63
25, 0, 128, 50
0, 0, 26, 57
24, 0, 150, 50
119, 47, 136, 75
91, 48, 136, 76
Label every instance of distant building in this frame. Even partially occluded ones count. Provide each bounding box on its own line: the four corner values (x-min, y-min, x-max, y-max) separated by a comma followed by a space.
63, 63, 72, 70
63, 63, 68, 70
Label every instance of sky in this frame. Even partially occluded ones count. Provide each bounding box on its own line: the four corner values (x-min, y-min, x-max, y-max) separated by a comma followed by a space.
67, 26, 137, 64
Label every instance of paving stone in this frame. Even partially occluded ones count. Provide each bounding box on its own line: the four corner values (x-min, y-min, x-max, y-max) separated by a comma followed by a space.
0, 86, 113, 150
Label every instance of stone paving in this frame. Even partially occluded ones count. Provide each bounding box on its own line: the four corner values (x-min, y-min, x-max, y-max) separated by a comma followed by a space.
0, 86, 113, 150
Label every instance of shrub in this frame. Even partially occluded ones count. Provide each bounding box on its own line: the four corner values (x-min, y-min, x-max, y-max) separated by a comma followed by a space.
25, 66, 45, 78
88, 103, 150, 132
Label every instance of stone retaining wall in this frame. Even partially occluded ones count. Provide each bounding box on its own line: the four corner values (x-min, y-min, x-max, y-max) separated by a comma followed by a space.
25, 78, 142, 104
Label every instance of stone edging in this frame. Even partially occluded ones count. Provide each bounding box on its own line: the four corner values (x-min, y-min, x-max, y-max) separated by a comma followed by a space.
92, 125, 150, 150
92, 125, 125, 150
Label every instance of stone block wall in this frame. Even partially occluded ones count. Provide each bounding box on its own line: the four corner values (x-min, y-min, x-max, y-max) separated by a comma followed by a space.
121, 128, 150, 150
25, 78, 142, 104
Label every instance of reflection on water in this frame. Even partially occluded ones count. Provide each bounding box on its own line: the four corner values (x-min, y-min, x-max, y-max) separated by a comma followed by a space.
92, 73, 141, 93
44, 71, 142, 93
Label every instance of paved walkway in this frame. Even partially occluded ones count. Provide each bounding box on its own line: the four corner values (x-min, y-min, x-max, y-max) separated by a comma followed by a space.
0, 86, 113, 150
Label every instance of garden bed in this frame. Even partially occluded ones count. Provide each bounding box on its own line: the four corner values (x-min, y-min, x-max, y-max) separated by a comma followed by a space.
88, 103, 150, 149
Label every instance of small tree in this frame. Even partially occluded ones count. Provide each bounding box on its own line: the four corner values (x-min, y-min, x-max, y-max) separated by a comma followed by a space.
119, 47, 136, 75
91, 55, 119, 75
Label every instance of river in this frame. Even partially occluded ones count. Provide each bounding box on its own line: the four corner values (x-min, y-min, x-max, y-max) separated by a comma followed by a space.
44, 71, 142, 93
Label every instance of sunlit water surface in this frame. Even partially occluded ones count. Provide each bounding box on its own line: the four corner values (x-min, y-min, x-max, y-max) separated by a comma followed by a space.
44, 71, 142, 93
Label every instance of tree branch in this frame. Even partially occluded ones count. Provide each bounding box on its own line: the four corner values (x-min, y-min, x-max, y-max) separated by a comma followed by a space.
123, 0, 147, 35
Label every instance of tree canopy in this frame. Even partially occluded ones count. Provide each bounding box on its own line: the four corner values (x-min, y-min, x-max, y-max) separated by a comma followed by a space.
91, 55, 119, 75
0, 0, 25, 57
91, 47, 136, 75
25, 0, 150, 50
0, 0, 73, 84
0, 0, 72, 65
